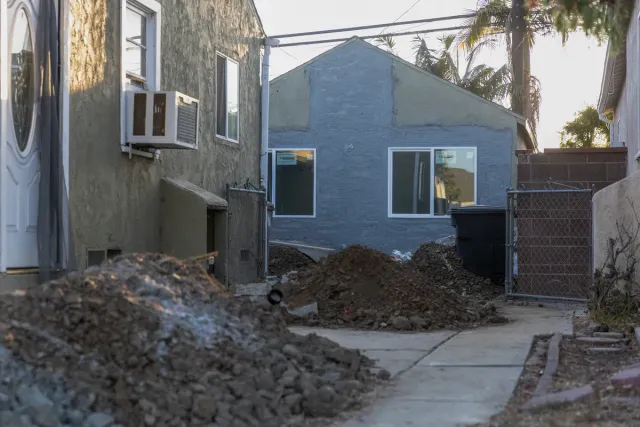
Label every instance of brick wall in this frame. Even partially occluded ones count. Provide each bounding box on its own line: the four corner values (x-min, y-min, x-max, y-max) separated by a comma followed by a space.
517, 147, 628, 191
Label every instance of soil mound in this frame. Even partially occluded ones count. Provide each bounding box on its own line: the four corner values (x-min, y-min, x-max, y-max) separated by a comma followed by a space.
0, 254, 378, 426
269, 246, 315, 276
283, 245, 505, 330
410, 243, 503, 301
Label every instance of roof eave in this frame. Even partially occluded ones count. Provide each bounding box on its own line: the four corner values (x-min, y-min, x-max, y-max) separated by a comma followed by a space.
598, 40, 627, 114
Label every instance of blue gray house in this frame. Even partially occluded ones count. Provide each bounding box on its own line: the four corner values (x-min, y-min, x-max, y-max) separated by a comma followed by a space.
268, 37, 536, 254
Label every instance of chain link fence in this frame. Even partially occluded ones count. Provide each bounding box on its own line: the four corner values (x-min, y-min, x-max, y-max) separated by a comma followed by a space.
505, 188, 593, 301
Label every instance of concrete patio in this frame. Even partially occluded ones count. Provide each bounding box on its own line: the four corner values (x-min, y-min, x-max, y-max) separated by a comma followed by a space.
291, 303, 577, 427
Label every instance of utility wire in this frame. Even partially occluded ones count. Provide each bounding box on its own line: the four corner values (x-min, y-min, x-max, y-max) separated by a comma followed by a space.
277, 25, 471, 48
270, 13, 475, 39
377, 0, 423, 35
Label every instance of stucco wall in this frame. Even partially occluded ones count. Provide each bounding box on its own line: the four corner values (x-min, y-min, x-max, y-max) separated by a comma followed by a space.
69, 0, 263, 284
269, 67, 310, 130
269, 41, 517, 253
613, 0, 640, 174
593, 171, 640, 288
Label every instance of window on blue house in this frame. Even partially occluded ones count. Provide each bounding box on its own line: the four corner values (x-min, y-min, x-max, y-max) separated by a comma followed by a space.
269, 149, 316, 217
389, 147, 476, 218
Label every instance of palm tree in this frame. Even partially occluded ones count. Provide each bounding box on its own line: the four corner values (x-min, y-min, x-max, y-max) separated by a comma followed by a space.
458, 0, 555, 135
412, 34, 512, 105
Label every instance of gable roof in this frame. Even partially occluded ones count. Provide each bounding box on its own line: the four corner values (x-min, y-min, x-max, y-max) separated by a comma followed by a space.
270, 37, 536, 150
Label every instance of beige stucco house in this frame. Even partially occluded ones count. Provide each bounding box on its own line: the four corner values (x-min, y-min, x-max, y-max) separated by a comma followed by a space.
0, 0, 266, 289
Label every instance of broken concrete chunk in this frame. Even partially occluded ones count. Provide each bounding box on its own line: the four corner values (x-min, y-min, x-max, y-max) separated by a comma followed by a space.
611, 365, 640, 387
390, 316, 412, 330
521, 385, 594, 410
286, 302, 318, 317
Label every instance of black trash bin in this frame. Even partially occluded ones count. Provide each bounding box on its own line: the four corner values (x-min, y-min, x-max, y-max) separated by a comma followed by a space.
450, 206, 506, 279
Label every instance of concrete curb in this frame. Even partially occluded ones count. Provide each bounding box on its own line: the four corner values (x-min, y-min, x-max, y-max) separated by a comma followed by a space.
533, 333, 561, 397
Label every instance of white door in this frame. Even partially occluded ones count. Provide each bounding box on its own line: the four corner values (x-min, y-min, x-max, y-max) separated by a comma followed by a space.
5, 0, 40, 268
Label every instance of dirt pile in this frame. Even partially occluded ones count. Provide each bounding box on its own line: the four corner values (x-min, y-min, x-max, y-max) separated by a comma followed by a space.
269, 246, 315, 277
410, 243, 503, 302
282, 245, 506, 330
0, 254, 378, 426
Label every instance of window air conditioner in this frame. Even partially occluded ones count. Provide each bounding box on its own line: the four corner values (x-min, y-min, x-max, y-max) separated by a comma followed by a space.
126, 91, 199, 150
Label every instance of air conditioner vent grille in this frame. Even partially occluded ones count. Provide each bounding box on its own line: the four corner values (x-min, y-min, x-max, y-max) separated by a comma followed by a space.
177, 98, 198, 146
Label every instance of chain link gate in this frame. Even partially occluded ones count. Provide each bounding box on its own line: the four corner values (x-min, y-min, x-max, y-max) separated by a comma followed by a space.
505, 187, 593, 301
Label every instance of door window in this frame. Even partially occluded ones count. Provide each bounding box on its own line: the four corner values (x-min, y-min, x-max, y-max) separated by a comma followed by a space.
10, 8, 35, 152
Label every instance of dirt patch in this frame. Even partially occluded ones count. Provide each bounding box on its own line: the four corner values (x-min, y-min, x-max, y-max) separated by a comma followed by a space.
281, 245, 507, 331
479, 335, 640, 427
269, 245, 316, 277
0, 254, 380, 426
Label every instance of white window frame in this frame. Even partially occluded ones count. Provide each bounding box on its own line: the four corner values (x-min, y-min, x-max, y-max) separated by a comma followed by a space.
269, 148, 317, 219
216, 52, 240, 143
387, 147, 478, 219
120, 0, 161, 148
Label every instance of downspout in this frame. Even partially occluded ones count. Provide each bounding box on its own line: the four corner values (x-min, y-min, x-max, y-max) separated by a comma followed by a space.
261, 37, 279, 278
598, 113, 614, 146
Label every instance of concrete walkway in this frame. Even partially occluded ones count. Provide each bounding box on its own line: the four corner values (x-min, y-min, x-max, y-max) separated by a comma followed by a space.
291, 303, 575, 427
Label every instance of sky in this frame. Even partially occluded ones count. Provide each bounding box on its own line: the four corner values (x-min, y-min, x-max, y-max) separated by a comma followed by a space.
254, 0, 608, 150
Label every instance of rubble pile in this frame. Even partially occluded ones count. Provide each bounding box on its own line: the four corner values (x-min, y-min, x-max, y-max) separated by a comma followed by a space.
410, 243, 503, 302
282, 245, 506, 331
0, 254, 379, 426
269, 246, 315, 277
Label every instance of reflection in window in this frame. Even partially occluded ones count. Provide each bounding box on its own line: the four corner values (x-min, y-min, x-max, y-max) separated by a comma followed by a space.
270, 150, 315, 216
216, 54, 239, 141
10, 8, 35, 152
391, 151, 431, 215
434, 148, 476, 216
125, 6, 148, 84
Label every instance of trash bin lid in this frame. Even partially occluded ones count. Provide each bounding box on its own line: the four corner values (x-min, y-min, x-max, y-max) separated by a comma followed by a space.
449, 205, 505, 215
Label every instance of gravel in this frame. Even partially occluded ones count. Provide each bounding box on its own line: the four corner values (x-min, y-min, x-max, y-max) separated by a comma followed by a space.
0, 254, 382, 426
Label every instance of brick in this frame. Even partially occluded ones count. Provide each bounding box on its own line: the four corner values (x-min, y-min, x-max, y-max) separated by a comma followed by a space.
586, 152, 627, 163
548, 153, 588, 164
569, 163, 607, 181
517, 164, 531, 183
575, 336, 623, 345
587, 347, 624, 353
530, 163, 569, 182
611, 366, 640, 387
529, 154, 550, 164
606, 163, 627, 182
593, 332, 624, 339
521, 385, 594, 410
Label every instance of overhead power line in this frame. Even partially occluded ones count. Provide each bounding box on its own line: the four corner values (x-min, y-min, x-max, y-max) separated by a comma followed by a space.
377, 0, 423, 35
277, 25, 471, 48
270, 13, 475, 40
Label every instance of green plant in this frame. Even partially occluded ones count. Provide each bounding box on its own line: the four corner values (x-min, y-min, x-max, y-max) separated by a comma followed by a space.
559, 105, 611, 148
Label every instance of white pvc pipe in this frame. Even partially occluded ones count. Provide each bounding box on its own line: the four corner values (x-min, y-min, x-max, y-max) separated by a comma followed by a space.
261, 38, 279, 278
599, 112, 614, 145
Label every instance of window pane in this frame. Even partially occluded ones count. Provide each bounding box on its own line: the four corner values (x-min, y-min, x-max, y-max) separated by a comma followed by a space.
275, 150, 314, 216
125, 8, 146, 46
434, 149, 476, 216
10, 8, 35, 152
216, 55, 227, 136
392, 151, 431, 215
125, 41, 146, 77
226, 60, 239, 140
